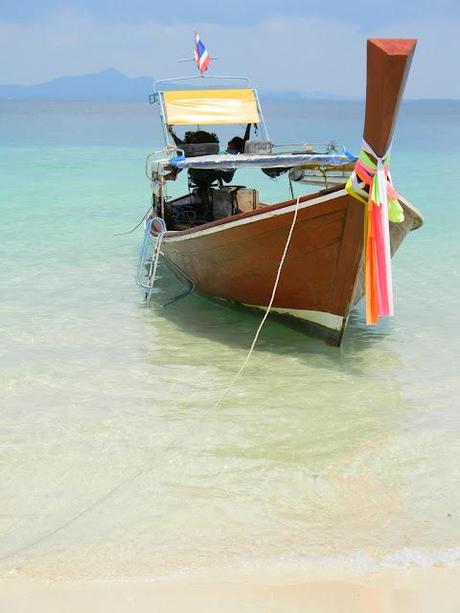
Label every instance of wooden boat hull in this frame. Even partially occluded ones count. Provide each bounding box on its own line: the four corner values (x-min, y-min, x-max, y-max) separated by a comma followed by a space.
159, 187, 422, 345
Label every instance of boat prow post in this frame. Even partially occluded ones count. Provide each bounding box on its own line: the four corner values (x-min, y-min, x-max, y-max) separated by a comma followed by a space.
346, 38, 418, 329
363, 38, 417, 157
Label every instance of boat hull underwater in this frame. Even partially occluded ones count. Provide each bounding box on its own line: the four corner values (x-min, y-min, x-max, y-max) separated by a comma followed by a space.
148, 38, 422, 346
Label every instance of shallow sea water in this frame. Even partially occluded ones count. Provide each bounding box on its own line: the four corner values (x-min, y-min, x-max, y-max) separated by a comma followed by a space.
0, 99, 460, 580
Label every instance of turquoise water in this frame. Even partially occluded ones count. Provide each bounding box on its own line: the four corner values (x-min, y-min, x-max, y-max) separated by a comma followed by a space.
1, 99, 460, 580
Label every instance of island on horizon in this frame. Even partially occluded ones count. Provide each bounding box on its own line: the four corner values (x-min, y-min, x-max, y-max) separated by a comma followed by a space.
0, 68, 360, 102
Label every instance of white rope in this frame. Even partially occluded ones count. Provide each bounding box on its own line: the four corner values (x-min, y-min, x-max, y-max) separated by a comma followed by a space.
215, 195, 302, 409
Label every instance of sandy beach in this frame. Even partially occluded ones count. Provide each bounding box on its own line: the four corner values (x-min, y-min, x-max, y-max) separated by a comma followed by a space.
1, 568, 460, 613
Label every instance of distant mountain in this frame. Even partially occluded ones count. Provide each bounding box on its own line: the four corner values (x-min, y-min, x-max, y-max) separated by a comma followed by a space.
0, 69, 359, 102
1, 71, 455, 102
0, 69, 154, 100
259, 89, 359, 101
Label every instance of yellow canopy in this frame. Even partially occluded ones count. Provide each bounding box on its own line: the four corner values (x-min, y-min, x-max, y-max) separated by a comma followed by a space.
162, 88, 260, 126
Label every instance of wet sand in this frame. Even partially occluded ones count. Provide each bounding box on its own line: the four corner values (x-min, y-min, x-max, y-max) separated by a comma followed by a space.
1, 568, 459, 613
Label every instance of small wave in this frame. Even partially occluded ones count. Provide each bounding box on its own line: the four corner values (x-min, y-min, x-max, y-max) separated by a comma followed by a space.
230, 546, 460, 576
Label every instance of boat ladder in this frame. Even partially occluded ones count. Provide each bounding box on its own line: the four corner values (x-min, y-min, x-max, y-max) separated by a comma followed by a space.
136, 217, 195, 307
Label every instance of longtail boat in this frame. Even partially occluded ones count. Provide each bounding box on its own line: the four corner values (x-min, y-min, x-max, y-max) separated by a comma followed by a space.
139, 38, 422, 346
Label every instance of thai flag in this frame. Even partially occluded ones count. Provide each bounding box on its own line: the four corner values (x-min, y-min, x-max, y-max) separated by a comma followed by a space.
194, 32, 211, 76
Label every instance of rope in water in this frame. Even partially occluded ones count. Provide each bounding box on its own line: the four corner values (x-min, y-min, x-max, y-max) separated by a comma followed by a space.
113, 204, 153, 236
213, 194, 302, 409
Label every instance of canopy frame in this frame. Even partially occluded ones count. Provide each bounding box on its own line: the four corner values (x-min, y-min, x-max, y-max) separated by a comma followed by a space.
151, 75, 270, 146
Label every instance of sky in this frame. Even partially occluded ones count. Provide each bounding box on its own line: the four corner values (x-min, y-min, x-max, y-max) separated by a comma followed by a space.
1, 0, 459, 98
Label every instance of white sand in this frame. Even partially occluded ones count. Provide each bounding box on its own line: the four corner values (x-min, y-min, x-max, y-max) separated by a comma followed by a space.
1, 568, 460, 613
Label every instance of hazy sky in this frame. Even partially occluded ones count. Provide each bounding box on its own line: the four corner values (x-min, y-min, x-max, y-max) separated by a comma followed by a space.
1, 0, 459, 97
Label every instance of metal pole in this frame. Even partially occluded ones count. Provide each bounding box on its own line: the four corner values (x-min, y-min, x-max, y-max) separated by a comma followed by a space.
253, 89, 270, 141
157, 92, 170, 147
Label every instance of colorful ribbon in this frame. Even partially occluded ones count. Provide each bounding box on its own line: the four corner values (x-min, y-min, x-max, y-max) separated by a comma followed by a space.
346, 140, 404, 325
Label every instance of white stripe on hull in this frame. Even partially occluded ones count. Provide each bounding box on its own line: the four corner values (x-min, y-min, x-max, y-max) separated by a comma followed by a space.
243, 303, 344, 332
